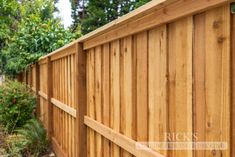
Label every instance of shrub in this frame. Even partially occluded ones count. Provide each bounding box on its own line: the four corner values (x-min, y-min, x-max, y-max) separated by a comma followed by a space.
16, 118, 48, 156
5, 134, 28, 157
0, 80, 36, 133
5, 119, 48, 157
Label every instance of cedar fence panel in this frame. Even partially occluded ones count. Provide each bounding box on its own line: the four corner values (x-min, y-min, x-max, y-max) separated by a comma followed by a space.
19, 1, 235, 157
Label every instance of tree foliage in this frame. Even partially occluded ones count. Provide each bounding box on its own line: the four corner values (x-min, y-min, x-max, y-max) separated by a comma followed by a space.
0, 0, 19, 50
0, 0, 79, 76
0, 0, 151, 76
2, 17, 76, 75
69, 0, 87, 32
0, 80, 36, 133
80, 0, 151, 34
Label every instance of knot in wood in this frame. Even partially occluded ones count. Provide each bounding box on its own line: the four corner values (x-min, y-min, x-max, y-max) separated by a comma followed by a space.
211, 149, 216, 156
217, 36, 225, 43
213, 20, 221, 29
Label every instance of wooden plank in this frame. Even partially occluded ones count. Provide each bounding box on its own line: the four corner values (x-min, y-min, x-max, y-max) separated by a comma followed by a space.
83, 0, 232, 49
136, 31, 148, 143
193, 13, 206, 157
67, 55, 72, 157
75, 43, 87, 157
32, 87, 36, 92
41, 43, 76, 60
36, 62, 40, 117
61, 58, 65, 150
47, 57, 53, 138
95, 46, 102, 157
71, 55, 75, 157
204, 5, 230, 157
52, 137, 67, 157
87, 49, 95, 157
232, 9, 235, 157
168, 16, 193, 157
132, 35, 137, 141
84, 116, 166, 157
120, 36, 133, 157
148, 25, 167, 155
51, 98, 76, 118
39, 91, 48, 100
38, 58, 48, 65
65, 57, 68, 155
110, 40, 121, 157
101, 43, 111, 157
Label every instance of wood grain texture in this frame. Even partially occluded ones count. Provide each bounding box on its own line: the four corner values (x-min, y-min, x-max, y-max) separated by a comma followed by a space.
47, 57, 53, 138
101, 43, 111, 157
87, 49, 95, 157
193, 13, 206, 157
168, 16, 193, 157
204, 5, 230, 157
83, 0, 231, 49
135, 31, 148, 144
84, 116, 165, 157
75, 43, 87, 157
120, 36, 133, 157
232, 9, 235, 157
110, 40, 121, 157
95, 46, 102, 157
148, 25, 167, 155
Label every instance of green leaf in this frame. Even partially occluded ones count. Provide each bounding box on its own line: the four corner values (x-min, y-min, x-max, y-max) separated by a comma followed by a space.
232, 3, 235, 14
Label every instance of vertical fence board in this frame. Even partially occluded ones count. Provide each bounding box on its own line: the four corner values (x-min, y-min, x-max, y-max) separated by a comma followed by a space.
68, 56, 72, 157
193, 13, 206, 157
120, 36, 133, 157
87, 49, 95, 157
232, 7, 235, 157
148, 25, 167, 155
168, 16, 193, 157
110, 40, 121, 157
36, 63, 40, 117
102, 43, 111, 157
95, 46, 102, 157
204, 5, 230, 157
47, 57, 53, 138
136, 31, 148, 144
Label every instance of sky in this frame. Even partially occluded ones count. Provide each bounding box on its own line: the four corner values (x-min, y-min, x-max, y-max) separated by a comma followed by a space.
54, 0, 73, 28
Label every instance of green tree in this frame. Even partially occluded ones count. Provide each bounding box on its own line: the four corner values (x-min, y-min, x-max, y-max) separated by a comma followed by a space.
80, 0, 151, 34
0, 0, 19, 74
70, 0, 87, 32
134, 0, 151, 8
0, 0, 79, 76
2, 17, 76, 75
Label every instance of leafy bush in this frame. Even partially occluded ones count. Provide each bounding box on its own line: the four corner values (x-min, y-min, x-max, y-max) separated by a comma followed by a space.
0, 80, 36, 133
5, 119, 48, 157
17, 118, 48, 156
1, 15, 78, 76
5, 134, 28, 157
0, 0, 80, 76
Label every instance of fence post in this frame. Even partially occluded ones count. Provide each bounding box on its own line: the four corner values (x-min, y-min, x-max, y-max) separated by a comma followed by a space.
26, 70, 28, 85
47, 57, 53, 138
30, 66, 33, 88
75, 42, 87, 157
35, 62, 41, 117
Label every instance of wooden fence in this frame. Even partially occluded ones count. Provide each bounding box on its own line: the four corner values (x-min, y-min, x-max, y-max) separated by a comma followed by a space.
19, 0, 235, 157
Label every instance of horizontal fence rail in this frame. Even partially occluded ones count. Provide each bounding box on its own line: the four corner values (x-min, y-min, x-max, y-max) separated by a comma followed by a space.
18, 1, 235, 157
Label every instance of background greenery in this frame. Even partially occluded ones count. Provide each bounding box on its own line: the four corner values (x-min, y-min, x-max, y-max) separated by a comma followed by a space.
0, 80, 36, 133
0, 0, 150, 76
0, 80, 48, 156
